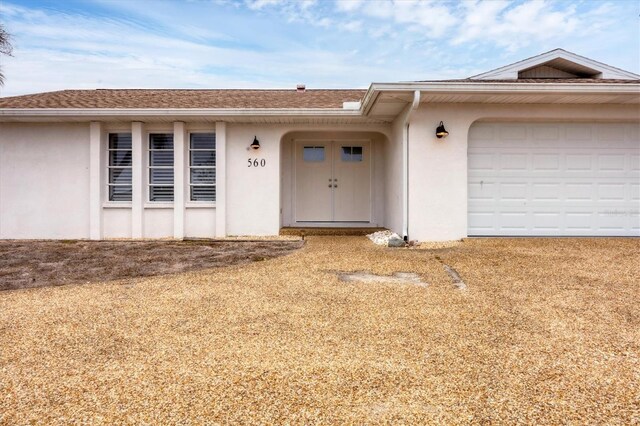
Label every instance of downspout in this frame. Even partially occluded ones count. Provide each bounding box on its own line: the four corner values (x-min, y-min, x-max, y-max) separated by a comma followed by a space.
402, 90, 421, 241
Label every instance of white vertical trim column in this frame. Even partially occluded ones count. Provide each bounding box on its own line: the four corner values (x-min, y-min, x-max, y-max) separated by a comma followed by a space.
173, 121, 186, 239
89, 121, 103, 240
215, 121, 226, 237
131, 121, 144, 238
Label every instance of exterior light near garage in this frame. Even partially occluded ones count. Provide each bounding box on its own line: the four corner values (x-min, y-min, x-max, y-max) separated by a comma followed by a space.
250, 136, 260, 150
436, 121, 449, 139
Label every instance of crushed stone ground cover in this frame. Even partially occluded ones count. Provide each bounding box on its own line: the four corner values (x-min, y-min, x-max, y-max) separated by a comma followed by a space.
1, 236, 638, 424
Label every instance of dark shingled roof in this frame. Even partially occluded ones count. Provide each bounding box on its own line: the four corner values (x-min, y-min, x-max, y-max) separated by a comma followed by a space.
1, 79, 637, 109
0, 89, 368, 109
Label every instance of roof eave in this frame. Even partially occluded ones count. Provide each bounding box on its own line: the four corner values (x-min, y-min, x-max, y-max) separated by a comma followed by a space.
367, 81, 640, 93
0, 107, 363, 118
360, 81, 640, 115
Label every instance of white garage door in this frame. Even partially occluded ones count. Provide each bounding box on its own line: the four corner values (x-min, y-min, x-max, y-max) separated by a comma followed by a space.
468, 122, 640, 236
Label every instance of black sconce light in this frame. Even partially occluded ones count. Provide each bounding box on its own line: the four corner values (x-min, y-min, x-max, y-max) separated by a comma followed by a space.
435, 121, 449, 139
250, 136, 260, 150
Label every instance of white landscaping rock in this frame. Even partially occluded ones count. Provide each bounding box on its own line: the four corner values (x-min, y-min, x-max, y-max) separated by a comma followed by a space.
367, 230, 403, 246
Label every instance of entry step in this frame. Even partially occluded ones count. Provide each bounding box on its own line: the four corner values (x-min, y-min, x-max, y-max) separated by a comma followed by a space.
280, 227, 385, 236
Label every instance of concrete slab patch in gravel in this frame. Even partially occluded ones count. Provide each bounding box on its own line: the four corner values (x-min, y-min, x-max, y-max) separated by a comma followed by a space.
337, 270, 427, 287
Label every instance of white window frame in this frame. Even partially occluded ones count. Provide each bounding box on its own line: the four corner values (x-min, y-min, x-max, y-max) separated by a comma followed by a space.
148, 133, 174, 203
188, 132, 216, 203
107, 132, 133, 203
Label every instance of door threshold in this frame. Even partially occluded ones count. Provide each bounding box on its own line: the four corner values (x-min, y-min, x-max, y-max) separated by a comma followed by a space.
291, 222, 376, 228
281, 226, 385, 236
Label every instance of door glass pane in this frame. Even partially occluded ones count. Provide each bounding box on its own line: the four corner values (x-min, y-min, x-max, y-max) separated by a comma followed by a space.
341, 146, 363, 162
303, 146, 324, 162
352, 146, 363, 162
341, 147, 352, 161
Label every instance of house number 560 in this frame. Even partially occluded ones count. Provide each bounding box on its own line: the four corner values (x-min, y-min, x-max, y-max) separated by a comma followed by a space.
248, 158, 266, 167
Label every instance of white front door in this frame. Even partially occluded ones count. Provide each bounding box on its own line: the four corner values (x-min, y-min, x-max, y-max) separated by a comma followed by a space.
295, 141, 371, 223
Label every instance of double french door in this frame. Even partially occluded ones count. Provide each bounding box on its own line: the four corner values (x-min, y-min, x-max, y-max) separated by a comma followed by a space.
295, 141, 371, 222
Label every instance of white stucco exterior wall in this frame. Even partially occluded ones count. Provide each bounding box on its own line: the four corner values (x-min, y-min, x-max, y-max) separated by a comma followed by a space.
406, 103, 640, 241
0, 123, 91, 239
1, 103, 636, 241
225, 124, 281, 236
384, 105, 412, 237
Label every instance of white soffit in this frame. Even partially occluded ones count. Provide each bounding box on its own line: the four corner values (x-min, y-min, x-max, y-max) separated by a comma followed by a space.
470, 48, 640, 80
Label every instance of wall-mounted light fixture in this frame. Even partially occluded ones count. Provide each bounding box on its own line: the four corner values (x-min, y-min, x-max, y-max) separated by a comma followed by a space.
250, 136, 260, 150
435, 121, 449, 139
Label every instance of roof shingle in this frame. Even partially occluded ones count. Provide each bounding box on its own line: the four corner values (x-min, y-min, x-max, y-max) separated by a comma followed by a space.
0, 89, 367, 109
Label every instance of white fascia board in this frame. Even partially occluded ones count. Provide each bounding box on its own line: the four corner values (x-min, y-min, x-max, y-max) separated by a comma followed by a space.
0, 108, 363, 118
470, 48, 640, 80
368, 81, 640, 94
360, 81, 640, 117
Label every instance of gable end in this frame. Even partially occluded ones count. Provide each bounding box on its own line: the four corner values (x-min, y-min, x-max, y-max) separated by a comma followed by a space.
471, 48, 639, 81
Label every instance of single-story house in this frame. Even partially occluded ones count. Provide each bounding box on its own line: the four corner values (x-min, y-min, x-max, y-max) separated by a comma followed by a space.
0, 49, 638, 241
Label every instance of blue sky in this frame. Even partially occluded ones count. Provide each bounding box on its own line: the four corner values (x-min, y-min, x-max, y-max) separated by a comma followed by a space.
0, 0, 639, 97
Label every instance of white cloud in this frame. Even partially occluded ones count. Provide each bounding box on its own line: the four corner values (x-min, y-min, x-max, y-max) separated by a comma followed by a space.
335, 0, 364, 12
245, 0, 284, 10
337, 0, 458, 38
343, 20, 362, 32
453, 0, 580, 50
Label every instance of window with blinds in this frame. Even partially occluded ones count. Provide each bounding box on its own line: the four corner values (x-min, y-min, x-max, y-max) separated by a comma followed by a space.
149, 133, 174, 202
189, 133, 216, 202
108, 133, 132, 201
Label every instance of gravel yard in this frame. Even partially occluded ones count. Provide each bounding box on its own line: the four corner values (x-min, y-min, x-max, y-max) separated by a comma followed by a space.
1, 237, 638, 424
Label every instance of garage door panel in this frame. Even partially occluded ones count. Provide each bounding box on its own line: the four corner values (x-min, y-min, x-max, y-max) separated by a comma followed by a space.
533, 154, 560, 171
597, 183, 626, 201
566, 154, 593, 171
500, 154, 528, 170
598, 124, 626, 142
468, 181, 495, 200
631, 183, 640, 201
532, 212, 562, 231
566, 125, 592, 141
468, 153, 494, 171
565, 183, 595, 201
533, 125, 560, 140
598, 155, 626, 172
499, 125, 526, 140
532, 183, 561, 201
631, 155, 640, 173
468, 122, 640, 236
500, 182, 528, 200
565, 212, 594, 231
